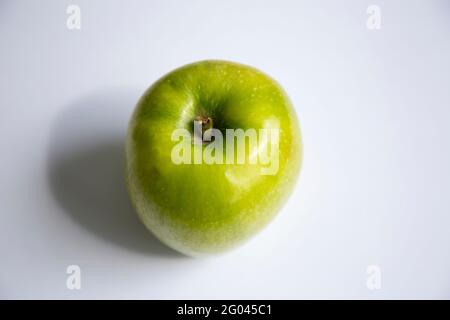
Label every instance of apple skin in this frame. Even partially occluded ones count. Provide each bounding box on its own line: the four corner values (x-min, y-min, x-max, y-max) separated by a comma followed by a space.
125, 60, 302, 256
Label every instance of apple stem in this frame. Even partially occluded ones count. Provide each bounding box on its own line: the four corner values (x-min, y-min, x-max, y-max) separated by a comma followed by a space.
195, 115, 213, 134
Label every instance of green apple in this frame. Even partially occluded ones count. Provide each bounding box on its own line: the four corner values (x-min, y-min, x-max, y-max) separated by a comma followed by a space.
125, 60, 302, 256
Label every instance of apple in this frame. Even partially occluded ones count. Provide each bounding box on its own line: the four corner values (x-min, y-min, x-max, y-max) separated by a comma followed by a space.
125, 60, 302, 256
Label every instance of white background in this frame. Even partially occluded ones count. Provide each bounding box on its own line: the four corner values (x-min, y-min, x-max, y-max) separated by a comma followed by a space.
1, 0, 449, 299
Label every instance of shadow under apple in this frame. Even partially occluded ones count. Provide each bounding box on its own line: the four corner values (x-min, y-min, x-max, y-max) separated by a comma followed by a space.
47, 88, 184, 258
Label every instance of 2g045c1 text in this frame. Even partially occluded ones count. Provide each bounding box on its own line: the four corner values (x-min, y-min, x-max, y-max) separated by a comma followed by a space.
177, 304, 271, 317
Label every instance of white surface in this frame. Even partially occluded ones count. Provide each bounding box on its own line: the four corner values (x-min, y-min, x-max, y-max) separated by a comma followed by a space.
1, 0, 450, 299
